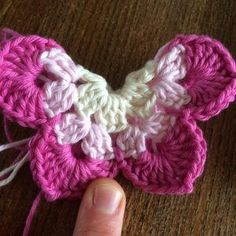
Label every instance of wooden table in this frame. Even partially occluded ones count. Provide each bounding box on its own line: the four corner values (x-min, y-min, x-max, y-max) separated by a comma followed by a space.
0, 1, 235, 235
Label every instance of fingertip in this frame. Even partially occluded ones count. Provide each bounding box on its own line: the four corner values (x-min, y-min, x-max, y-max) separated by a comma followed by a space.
85, 178, 126, 202
73, 178, 126, 236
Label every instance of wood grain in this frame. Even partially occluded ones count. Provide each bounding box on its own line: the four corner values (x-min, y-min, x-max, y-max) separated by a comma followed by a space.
0, 0, 235, 235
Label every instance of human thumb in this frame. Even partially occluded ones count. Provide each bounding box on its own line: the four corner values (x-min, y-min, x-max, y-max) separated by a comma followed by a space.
73, 178, 126, 236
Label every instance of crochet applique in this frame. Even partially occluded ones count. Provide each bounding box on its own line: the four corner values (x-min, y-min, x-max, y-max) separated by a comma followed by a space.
0, 28, 236, 235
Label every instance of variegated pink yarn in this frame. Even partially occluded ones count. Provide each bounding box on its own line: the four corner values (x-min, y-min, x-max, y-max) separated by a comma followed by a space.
0, 28, 236, 235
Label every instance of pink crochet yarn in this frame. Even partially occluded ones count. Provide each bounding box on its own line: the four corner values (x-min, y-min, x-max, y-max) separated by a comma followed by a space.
0, 28, 236, 235
0, 29, 61, 127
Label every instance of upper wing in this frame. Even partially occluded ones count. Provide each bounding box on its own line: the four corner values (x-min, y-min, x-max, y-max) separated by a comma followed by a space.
160, 35, 236, 120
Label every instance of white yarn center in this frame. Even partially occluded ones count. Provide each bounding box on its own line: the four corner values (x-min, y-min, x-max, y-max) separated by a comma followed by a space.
40, 45, 191, 160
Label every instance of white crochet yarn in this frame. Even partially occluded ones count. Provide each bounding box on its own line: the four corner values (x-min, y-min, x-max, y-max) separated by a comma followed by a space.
41, 44, 191, 160
75, 61, 157, 132
0, 139, 29, 187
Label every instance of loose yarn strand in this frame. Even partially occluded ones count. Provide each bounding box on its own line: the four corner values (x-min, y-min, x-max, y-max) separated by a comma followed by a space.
0, 152, 28, 187
1, 113, 34, 231
23, 192, 42, 236
0, 137, 30, 187
3, 117, 14, 143
3, 117, 27, 151
0, 138, 31, 152
0, 151, 25, 177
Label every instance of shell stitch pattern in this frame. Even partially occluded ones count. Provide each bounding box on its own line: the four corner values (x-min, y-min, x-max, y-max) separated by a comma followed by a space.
0, 29, 236, 202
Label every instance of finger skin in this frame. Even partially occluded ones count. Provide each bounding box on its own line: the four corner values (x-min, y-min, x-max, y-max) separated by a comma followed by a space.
73, 178, 126, 236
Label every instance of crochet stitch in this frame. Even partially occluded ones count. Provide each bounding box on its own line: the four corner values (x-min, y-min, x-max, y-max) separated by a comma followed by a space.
0, 28, 236, 235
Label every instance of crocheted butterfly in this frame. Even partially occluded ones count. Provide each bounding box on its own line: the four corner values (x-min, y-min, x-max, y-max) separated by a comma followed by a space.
0, 28, 236, 203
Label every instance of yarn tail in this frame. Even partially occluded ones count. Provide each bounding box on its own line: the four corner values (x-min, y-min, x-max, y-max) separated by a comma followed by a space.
0, 138, 30, 187
3, 116, 25, 149
23, 192, 42, 236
